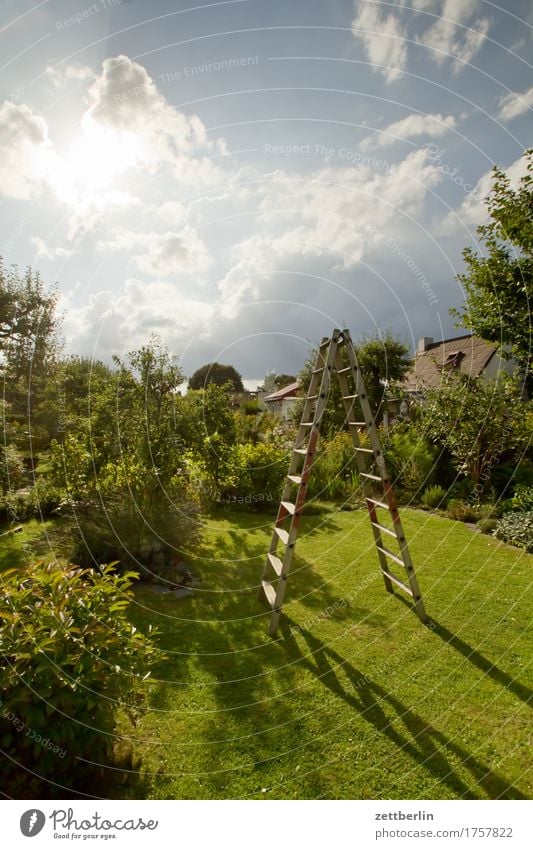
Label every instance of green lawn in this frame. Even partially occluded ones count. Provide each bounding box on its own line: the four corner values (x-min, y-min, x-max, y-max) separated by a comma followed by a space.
113, 506, 533, 800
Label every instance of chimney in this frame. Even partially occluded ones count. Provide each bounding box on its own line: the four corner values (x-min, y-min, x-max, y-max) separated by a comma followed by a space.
417, 337, 434, 353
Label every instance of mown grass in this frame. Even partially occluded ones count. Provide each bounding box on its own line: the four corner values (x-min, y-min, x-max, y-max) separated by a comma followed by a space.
114, 506, 533, 800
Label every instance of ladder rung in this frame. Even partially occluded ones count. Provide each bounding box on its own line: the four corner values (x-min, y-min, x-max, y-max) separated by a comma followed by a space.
294, 447, 308, 455
371, 521, 397, 539
261, 580, 277, 607
348, 421, 367, 427
267, 552, 283, 577
312, 367, 325, 374
300, 422, 314, 427
287, 475, 302, 484
343, 394, 359, 400
376, 545, 404, 567
382, 571, 413, 598
281, 500, 296, 515
361, 472, 381, 481
306, 394, 319, 401
355, 447, 373, 453
274, 527, 289, 545
366, 497, 389, 510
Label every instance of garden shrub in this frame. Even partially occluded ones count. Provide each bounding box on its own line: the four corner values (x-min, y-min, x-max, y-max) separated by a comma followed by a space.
510, 484, 533, 512
0, 562, 163, 797
221, 441, 288, 510
308, 432, 360, 501
421, 484, 449, 510
0, 444, 25, 494
493, 511, 533, 553
477, 517, 498, 535
384, 427, 438, 502
446, 499, 481, 523
70, 468, 202, 582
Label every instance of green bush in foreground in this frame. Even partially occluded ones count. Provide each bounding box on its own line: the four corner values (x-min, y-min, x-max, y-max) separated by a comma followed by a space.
0, 562, 163, 796
421, 484, 449, 510
493, 511, 533, 553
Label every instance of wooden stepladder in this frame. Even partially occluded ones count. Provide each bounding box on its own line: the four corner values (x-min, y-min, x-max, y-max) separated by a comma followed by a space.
258, 328, 428, 636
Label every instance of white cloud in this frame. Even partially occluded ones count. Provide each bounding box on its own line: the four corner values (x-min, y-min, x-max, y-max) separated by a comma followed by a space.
360, 113, 457, 150
30, 236, 73, 260
497, 86, 533, 122
0, 101, 57, 199
62, 279, 215, 358
351, 4, 408, 82
97, 227, 213, 277
420, 0, 490, 70
44, 62, 94, 89
440, 153, 529, 235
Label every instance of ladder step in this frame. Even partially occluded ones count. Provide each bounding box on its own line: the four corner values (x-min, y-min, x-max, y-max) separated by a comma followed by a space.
382, 571, 413, 598
348, 421, 367, 427
366, 497, 389, 510
355, 447, 374, 453
287, 474, 302, 484
337, 366, 352, 375
312, 366, 325, 374
306, 394, 319, 401
361, 472, 381, 481
371, 521, 397, 539
267, 552, 283, 577
294, 447, 308, 455
274, 527, 289, 545
280, 500, 296, 515
261, 580, 277, 607
376, 545, 404, 567
300, 422, 315, 427
343, 394, 359, 400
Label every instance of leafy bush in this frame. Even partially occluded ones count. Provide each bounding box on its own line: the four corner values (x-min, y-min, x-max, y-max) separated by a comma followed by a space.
493, 511, 533, 552
0, 562, 163, 796
0, 444, 25, 494
221, 441, 288, 510
421, 484, 449, 510
510, 484, 533, 512
384, 427, 438, 502
446, 499, 481, 523
308, 432, 360, 501
70, 472, 202, 581
1, 481, 65, 522
477, 517, 498, 535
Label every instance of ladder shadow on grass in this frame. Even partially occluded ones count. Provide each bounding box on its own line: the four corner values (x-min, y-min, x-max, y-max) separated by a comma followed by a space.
392, 595, 533, 710
281, 618, 526, 800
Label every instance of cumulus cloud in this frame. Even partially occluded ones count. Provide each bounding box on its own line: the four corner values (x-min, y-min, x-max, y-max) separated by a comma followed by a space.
30, 236, 73, 260
62, 279, 215, 359
0, 101, 57, 199
44, 62, 94, 89
419, 0, 490, 70
97, 227, 213, 277
497, 86, 533, 122
440, 153, 529, 235
352, 3, 408, 82
360, 113, 457, 150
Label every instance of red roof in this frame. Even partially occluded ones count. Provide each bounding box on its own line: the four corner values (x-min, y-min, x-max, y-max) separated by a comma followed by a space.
264, 381, 300, 401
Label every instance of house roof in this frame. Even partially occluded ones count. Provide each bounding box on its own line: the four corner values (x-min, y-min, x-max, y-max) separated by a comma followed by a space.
405, 334, 497, 392
264, 381, 300, 401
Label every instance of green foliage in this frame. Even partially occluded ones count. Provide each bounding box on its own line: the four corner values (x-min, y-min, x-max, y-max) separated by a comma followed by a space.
241, 400, 261, 416
71, 466, 202, 580
446, 499, 481, 523
493, 510, 533, 552
188, 362, 244, 392
0, 444, 25, 494
0, 562, 163, 796
423, 373, 530, 492
383, 426, 438, 501
308, 432, 360, 500
452, 149, 533, 392
510, 484, 533, 512
221, 442, 288, 509
421, 484, 449, 510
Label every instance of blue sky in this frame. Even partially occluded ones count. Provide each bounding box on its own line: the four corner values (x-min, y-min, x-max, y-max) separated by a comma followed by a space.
1, 0, 531, 385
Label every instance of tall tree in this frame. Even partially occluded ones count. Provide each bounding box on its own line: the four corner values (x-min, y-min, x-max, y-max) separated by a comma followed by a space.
452, 148, 533, 393
188, 362, 244, 392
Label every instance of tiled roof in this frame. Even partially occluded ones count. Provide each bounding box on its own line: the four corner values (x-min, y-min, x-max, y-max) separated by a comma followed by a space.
405, 335, 497, 392
264, 381, 300, 401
